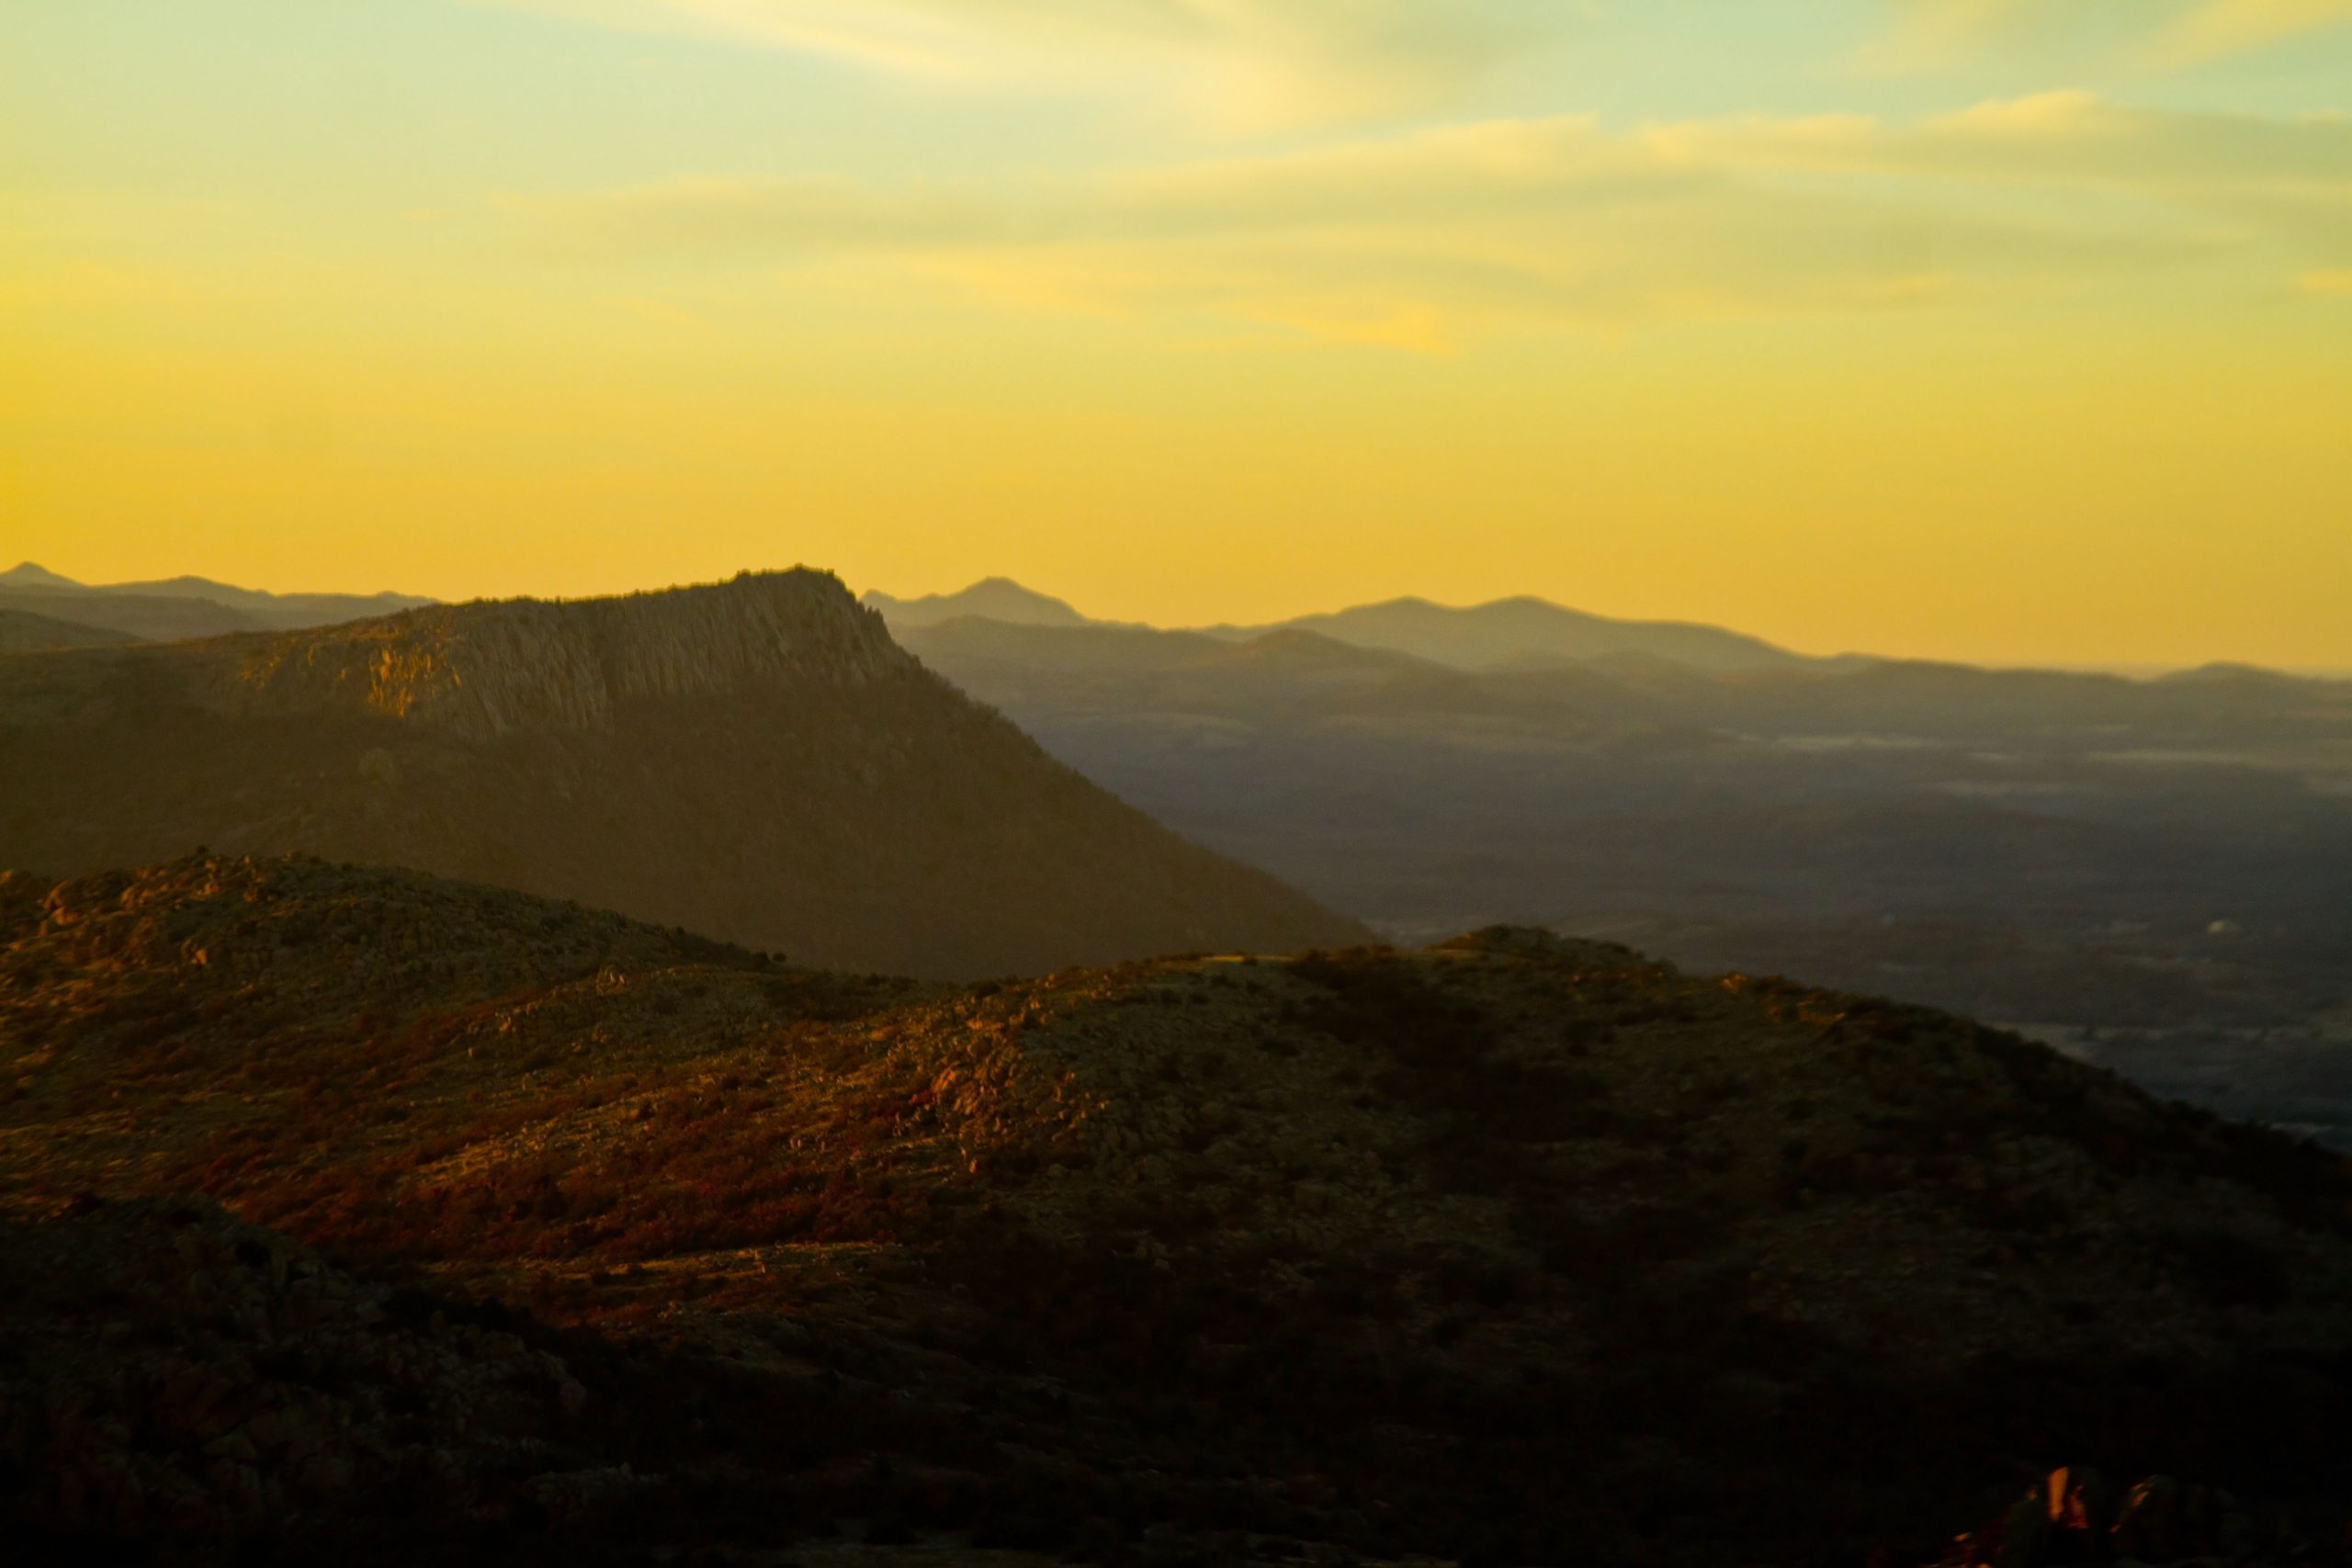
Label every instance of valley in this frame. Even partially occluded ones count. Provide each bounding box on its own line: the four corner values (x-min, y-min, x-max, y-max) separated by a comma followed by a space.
886, 597, 2352, 1148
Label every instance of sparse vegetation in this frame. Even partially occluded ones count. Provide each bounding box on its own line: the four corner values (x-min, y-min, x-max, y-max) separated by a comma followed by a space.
4, 859, 2350, 1563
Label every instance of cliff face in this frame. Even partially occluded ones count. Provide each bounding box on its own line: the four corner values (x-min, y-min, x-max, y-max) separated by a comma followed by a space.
0, 570, 1366, 977
205, 571, 913, 739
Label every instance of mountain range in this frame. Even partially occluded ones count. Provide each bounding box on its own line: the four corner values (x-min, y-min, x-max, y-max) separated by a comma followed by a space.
0, 562, 435, 644
882, 583, 2352, 1146
0, 570, 1363, 977
865, 577, 1819, 673
6, 566, 2350, 1562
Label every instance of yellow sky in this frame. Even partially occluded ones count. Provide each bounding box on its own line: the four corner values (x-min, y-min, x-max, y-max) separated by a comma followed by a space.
3, 1, 2348, 667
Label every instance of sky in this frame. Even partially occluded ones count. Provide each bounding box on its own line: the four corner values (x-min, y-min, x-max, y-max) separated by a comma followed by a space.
3, 1, 2348, 669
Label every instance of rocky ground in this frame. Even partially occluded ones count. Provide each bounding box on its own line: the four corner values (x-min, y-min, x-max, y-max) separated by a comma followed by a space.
4, 854, 2350, 1563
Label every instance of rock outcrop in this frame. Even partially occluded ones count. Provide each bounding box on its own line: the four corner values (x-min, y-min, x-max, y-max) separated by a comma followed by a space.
206, 570, 910, 739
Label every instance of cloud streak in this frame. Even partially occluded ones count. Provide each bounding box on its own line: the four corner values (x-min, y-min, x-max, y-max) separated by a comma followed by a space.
1879, 0, 2352, 67
531, 95, 2352, 347
475, 0, 1553, 128
2155, 0, 2352, 62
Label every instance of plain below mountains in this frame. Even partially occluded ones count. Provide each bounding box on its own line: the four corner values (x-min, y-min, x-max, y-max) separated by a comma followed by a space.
4, 854, 2349, 1564
0, 561, 435, 645
0, 570, 1363, 977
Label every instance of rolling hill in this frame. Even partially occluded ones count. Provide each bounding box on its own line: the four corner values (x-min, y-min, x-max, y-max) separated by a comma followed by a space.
2, 854, 2346, 1563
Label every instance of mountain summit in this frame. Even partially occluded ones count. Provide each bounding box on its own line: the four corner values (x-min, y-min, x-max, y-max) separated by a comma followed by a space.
0, 570, 1363, 976
863, 576, 1094, 630
0, 562, 80, 591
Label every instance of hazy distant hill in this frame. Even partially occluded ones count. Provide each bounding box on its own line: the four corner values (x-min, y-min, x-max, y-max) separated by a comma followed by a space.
1203, 592, 1816, 673
6, 853, 2349, 1563
0, 570, 1363, 977
866, 577, 1817, 672
899, 615, 1609, 734
0, 586, 264, 642
0, 561, 433, 639
899, 612, 2352, 1144
864, 575, 1093, 629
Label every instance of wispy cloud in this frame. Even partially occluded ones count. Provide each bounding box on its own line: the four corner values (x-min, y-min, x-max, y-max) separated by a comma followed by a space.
471, 0, 1555, 128
2154, 0, 2352, 62
528, 95, 2352, 347
1873, 0, 2352, 69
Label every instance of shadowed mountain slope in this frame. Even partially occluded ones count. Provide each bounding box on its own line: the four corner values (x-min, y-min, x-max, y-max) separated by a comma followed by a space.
0, 571, 1363, 977
2, 855, 2348, 1563
0, 608, 139, 654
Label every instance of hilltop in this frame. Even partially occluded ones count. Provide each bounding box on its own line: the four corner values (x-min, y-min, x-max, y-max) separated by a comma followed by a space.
0, 570, 1363, 977
4, 855, 2349, 1563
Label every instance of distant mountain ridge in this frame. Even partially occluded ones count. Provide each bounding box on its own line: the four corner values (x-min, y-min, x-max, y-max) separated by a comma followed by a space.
865, 576, 1815, 673
0, 561, 434, 642
863, 577, 1094, 630
1202, 592, 1815, 674
0, 570, 1364, 977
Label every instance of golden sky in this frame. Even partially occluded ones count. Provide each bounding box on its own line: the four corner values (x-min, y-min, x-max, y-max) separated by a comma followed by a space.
4, 1, 2348, 667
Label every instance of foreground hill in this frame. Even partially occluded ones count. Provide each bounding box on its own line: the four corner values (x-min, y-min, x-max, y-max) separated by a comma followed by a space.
0, 571, 1363, 977
3, 855, 2348, 1563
